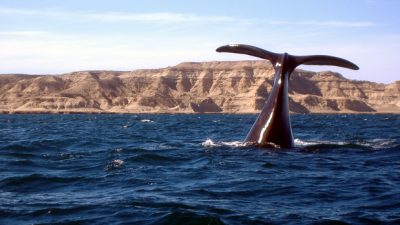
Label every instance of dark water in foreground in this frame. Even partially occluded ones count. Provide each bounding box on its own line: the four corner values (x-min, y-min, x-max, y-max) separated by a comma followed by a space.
0, 114, 399, 225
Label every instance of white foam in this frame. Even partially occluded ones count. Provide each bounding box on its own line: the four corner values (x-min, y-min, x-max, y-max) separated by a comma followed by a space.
201, 139, 246, 148
141, 119, 154, 123
201, 138, 220, 147
357, 138, 397, 149
294, 138, 347, 147
112, 159, 124, 167
295, 138, 397, 149
106, 159, 125, 170
110, 159, 125, 168
294, 138, 320, 147
221, 141, 247, 147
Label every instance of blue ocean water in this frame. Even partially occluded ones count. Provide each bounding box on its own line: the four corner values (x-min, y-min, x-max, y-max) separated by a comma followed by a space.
0, 114, 399, 225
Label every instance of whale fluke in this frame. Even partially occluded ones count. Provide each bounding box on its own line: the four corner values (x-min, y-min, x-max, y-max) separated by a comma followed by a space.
216, 44, 359, 148
216, 44, 280, 64
294, 55, 359, 70
217, 44, 359, 70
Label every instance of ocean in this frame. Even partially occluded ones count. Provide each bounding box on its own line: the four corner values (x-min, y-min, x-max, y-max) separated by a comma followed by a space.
0, 114, 399, 225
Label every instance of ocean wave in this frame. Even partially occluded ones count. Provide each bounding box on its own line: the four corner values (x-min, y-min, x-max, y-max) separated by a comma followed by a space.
295, 138, 398, 150
358, 138, 398, 149
153, 211, 225, 225
126, 153, 188, 165
0, 174, 90, 193
1, 114, 399, 225
140, 119, 154, 123
0, 143, 33, 152
201, 138, 399, 151
294, 139, 346, 147
201, 139, 219, 147
201, 139, 246, 148
105, 159, 125, 171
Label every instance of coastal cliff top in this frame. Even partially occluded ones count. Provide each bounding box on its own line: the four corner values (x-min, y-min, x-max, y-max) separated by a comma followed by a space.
0, 60, 398, 114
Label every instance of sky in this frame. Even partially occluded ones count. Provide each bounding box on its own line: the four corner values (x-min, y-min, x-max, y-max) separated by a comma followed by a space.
0, 0, 399, 83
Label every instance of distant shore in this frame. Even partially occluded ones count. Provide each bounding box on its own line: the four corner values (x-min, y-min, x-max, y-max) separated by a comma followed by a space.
0, 61, 398, 114
1, 110, 399, 115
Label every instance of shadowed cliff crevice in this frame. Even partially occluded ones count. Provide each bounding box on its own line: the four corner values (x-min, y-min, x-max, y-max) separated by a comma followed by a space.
190, 98, 222, 113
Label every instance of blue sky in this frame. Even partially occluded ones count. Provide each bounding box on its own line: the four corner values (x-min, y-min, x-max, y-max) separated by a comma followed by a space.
0, 0, 399, 83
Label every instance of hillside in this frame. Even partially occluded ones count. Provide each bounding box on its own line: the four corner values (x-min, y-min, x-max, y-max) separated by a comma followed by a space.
0, 61, 398, 114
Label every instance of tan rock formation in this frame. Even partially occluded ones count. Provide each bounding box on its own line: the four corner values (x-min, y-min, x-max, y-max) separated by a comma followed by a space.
0, 61, 398, 114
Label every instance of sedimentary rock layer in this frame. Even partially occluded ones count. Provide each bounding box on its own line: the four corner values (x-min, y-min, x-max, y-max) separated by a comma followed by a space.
0, 61, 398, 114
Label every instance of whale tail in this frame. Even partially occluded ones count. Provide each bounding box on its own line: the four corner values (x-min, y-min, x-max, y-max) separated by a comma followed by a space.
216, 44, 359, 70
216, 44, 358, 148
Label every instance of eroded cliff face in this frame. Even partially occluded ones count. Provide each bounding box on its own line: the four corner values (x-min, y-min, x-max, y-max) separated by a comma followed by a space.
0, 61, 398, 114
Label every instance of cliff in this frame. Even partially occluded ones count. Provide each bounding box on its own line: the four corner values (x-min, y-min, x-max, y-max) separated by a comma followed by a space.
0, 61, 399, 114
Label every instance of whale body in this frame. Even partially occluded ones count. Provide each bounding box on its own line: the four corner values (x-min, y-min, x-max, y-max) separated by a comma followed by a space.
216, 44, 359, 148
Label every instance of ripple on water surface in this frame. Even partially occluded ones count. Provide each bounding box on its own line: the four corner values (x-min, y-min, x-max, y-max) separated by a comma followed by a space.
0, 114, 399, 224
